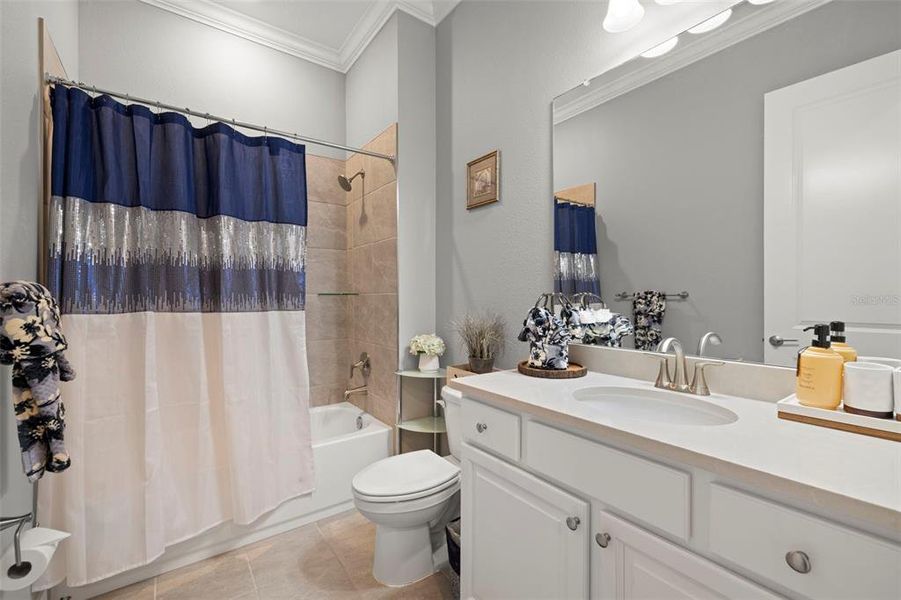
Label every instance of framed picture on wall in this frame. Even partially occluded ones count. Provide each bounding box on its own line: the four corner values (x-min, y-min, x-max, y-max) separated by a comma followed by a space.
466, 150, 500, 209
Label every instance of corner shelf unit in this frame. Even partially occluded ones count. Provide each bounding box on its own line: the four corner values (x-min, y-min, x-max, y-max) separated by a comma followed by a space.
395, 369, 446, 454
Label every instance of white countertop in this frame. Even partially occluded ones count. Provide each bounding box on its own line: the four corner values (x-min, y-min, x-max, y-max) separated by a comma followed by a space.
450, 369, 901, 529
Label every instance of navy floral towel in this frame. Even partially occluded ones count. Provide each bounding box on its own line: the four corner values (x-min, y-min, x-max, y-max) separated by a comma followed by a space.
632, 291, 666, 351
0, 281, 75, 481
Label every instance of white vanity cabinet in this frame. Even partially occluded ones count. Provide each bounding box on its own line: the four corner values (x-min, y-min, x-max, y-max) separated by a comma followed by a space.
593, 510, 780, 600
461, 444, 589, 600
458, 395, 901, 600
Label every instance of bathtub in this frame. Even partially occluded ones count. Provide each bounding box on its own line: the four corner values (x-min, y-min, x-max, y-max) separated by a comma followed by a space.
61, 402, 391, 600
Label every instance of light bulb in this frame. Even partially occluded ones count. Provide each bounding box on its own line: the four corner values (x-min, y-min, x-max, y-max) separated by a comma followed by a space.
640, 36, 679, 58
603, 0, 646, 34
655, 0, 682, 4
748, 0, 775, 4
687, 8, 732, 34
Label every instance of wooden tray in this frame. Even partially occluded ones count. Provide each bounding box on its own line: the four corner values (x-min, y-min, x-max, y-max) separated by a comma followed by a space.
518, 361, 587, 379
777, 395, 900, 442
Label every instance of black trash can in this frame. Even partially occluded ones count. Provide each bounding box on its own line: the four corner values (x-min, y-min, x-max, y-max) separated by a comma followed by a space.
446, 517, 461, 576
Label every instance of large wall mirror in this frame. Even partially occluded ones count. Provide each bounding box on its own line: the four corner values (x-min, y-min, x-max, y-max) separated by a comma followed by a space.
553, 0, 900, 366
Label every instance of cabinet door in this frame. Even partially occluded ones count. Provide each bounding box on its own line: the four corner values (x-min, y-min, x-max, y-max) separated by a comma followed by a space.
462, 443, 589, 600
594, 510, 779, 600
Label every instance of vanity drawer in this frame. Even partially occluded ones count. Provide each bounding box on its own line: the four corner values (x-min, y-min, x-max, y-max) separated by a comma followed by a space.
709, 484, 901, 599
462, 399, 521, 461
524, 421, 690, 540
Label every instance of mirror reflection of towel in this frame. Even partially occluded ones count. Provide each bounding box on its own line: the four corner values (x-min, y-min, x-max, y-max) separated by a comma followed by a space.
632, 291, 666, 350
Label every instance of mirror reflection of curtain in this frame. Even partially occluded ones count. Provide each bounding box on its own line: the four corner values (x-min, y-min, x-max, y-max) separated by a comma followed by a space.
39, 85, 314, 587
554, 202, 601, 296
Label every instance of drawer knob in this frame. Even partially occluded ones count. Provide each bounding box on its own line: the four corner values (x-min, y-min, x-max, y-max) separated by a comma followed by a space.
476, 422, 488, 433
785, 550, 811, 574
566, 516, 580, 531
595, 532, 611, 548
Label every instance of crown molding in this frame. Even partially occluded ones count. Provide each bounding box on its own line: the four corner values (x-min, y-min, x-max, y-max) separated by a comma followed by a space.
138, 0, 461, 74
553, 0, 833, 125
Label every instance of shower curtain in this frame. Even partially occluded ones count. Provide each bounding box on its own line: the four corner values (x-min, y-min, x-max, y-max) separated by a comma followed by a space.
38, 85, 314, 587
554, 201, 601, 296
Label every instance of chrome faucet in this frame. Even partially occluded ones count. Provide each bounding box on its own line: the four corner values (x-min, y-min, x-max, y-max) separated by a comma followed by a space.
655, 337, 690, 392
697, 331, 723, 358
350, 352, 370, 379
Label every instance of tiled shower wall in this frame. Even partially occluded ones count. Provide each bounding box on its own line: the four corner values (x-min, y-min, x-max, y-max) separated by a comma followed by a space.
305, 154, 351, 407
346, 124, 399, 431
305, 124, 399, 437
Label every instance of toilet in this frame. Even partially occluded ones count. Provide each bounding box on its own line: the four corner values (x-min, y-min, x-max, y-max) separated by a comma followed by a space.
352, 386, 463, 586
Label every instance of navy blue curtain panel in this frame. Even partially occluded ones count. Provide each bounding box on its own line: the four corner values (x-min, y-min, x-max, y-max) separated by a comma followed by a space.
47, 85, 308, 314
553, 202, 600, 296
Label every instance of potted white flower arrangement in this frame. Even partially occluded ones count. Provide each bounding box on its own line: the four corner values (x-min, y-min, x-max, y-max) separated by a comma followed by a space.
409, 334, 446, 372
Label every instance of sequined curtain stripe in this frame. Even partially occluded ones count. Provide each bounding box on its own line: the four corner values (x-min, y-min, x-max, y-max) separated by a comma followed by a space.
554, 202, 601, 296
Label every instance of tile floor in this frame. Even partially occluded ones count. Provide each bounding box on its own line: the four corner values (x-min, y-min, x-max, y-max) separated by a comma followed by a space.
96, 510, 455, 600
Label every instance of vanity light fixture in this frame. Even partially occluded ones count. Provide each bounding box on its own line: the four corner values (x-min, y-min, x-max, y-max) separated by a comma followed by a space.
603, 0, 645, 33
640, 36, 679, 58
748, 0, 775, 4
654, 0, 683, 4
687, 8, 732, 34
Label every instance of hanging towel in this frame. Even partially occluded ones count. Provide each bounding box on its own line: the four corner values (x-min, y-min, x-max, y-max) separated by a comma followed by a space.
632, 290, 666, 350
0, 281, 75, 481
554, 202, 601, 296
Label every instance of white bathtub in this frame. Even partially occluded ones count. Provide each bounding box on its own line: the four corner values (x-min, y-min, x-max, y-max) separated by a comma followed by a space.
61, 402, 390, 600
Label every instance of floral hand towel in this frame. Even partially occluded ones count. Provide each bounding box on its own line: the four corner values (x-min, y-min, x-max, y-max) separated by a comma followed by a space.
632, 290, 666, 351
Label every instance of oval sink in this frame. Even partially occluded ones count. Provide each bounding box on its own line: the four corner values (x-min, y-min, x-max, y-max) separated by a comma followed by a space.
572, 386, 738, 426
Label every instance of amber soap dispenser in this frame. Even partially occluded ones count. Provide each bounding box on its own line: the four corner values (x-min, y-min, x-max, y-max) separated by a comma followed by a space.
829, 321, 858, 363
796, 324, 844, 409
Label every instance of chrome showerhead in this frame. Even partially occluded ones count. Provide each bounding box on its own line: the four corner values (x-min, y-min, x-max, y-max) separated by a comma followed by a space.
338, 170, 364, 191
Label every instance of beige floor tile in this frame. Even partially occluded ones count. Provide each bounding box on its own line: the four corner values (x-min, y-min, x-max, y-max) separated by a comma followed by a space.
156, 551, 255, 600
93, 577, 156, 600
248, 523, 356, 599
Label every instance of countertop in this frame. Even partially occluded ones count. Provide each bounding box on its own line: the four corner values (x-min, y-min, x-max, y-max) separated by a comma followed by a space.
449, 369, 901, 532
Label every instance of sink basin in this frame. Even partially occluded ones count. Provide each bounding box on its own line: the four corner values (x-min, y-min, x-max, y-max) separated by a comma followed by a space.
572, 386, 738, 426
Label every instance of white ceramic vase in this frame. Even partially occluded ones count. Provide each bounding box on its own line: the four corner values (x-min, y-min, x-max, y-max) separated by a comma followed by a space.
418, 353, 440, 372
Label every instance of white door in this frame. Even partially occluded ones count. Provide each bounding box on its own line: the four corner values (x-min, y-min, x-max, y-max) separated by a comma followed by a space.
461, 443, 589, 600
593, 510, 779, 600
764, 50, 901, 365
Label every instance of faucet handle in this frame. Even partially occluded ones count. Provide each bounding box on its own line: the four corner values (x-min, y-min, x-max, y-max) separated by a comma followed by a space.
644, 353, 671, 389
689, 361, 724, 396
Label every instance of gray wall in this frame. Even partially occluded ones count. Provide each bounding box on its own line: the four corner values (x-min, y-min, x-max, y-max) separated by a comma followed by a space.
1, 2, 79, 599
79, 0, 346, 158
345, 13, 398, 149
397, 13, 437, 369
554, 0, 900, 362
434, 1, 729, 367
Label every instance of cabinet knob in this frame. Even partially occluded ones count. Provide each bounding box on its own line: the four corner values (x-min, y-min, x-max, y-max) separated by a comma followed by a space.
476, 422, 488, 433
595, 532, 611, 548
785, 550, 811, 574
565, 516, 580, 531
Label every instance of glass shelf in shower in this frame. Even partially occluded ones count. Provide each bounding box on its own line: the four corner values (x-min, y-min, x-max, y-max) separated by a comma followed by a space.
395, 369, 447, 379
398, 416, 447, 434
316, 292, 359, 296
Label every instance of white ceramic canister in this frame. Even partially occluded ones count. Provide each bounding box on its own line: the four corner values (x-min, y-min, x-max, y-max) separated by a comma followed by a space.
843, 361, 895, 418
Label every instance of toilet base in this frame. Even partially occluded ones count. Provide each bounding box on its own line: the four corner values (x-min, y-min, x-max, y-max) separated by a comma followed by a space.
372, 523, 436, 587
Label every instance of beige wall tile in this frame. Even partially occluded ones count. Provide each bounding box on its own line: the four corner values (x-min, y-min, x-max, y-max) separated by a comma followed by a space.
306, 248, 349, 294
306, 154, 346, 206
310, 384, 345, 407
308, 338, 350, 388
352, 293, 398, 350
305, 294, 350, 341
349, 182, 397, 246
345, 153, 364, 204
351, 339, 398, 412
351, 238, 397, 295
307, 202, 347, 250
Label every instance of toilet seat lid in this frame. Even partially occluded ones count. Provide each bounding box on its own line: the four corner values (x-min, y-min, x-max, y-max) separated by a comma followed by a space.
352, 450, 460, 498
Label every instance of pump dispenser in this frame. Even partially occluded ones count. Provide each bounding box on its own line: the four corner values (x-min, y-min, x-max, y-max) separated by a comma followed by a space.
795, 324, 844, 409
829, 321, 858, 363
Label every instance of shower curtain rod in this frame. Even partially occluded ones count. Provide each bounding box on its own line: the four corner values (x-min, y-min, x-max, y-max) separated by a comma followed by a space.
45, 74, 396, 163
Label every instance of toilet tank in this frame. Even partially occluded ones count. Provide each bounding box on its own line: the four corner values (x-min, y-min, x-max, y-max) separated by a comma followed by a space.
440, 386, 463, 459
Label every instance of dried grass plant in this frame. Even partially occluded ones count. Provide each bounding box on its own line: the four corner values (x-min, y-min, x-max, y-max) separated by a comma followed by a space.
453, 313, 506, 359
